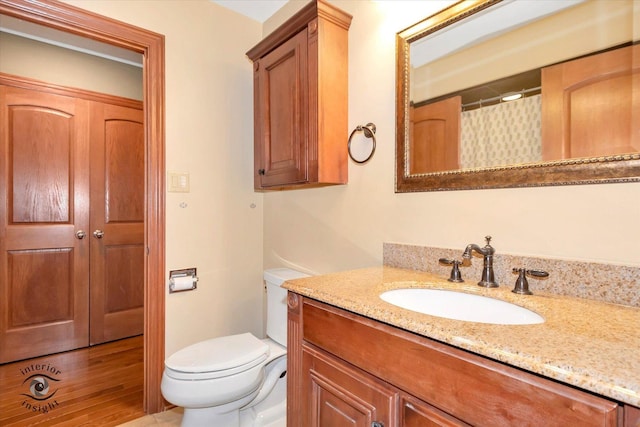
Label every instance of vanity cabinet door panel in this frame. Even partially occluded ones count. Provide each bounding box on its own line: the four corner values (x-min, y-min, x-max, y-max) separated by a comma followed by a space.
401, 395, 470, 427
302, 344, 396, 427
625, 405, 640, 426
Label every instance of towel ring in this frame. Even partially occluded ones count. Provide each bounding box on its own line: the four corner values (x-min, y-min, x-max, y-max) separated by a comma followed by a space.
348, 123, 376, 164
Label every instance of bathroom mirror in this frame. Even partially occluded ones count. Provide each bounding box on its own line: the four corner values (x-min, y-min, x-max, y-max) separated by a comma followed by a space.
396, 0, 640, 192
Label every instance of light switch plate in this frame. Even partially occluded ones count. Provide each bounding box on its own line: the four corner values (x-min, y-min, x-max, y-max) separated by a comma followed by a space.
168, 172, 190, 193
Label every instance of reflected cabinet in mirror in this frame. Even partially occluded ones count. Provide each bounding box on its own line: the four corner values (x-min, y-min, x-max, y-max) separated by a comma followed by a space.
396, 0, 640, 192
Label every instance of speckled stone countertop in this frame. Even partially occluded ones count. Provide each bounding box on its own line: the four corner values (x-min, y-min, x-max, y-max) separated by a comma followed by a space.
283, 266, 640, 407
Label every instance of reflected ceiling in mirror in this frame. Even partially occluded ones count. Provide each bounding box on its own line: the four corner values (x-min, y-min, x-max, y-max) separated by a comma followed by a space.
396, 0, 640, 192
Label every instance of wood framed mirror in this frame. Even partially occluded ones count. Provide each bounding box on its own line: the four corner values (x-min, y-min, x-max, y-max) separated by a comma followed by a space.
396, 0, 640, 192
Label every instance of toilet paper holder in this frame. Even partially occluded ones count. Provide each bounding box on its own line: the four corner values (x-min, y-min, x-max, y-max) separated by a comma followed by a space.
169, 268, 198, 293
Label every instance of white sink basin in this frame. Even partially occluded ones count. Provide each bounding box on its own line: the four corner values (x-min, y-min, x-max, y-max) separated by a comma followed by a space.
380, 288, 544, 325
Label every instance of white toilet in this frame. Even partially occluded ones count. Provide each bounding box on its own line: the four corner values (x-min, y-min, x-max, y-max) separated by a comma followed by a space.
161, 268, 309, 427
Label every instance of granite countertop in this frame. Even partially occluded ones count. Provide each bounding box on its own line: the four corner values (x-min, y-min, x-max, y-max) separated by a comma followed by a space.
283, 266, 640, 407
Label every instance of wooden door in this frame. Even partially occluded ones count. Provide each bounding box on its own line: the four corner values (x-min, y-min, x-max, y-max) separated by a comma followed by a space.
255, 29, 308, 188
542, 44, 640, 160
0, 85, 90, 363
89, 102, 144, 345
410, 96, 461, 174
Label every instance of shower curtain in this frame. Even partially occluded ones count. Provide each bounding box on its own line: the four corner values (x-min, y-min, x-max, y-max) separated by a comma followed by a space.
460, 94, 541, 170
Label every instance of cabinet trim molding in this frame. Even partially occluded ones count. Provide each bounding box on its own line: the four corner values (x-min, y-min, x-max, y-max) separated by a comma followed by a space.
246, 0, 351, 61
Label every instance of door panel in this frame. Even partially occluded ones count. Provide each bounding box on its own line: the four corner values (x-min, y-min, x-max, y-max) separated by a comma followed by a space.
11, 107, 72, 223
256, 29, 308, 187
0, 85, 90, 363
542, 44, 640, 160
89, 102, 144, 345
303, 346, 396, 427
410, 96, 461, 174
9, 249, 74, 327
401, 395, 470, 427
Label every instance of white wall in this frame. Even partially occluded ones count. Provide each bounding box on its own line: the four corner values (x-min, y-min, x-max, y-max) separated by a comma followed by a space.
263, 0, 640, 275
59, 0, 264, 356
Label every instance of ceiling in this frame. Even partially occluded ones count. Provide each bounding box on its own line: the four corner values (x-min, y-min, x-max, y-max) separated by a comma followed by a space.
211, 0, 287, 23
0, 14, 143, 66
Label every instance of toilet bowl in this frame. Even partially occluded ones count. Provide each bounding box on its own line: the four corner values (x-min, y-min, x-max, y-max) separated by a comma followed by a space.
161, 268, 309, 427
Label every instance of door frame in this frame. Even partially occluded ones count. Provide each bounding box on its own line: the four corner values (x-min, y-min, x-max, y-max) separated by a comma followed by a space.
0, 0, 166, 413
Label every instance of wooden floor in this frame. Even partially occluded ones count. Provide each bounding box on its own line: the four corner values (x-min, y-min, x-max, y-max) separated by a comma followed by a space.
0, 336, 145, 426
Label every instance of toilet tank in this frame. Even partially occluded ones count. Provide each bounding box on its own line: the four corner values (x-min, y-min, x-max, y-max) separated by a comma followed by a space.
264, 268, 310, 347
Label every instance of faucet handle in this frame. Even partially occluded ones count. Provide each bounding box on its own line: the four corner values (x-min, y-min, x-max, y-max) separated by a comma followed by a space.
484, 235, 492, 246
439, 258, 464, 283
527, 269, 549, 279
511, 268, 549, 295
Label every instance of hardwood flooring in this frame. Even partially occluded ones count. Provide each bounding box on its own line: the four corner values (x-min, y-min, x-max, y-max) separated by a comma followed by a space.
0, 336, 145, 426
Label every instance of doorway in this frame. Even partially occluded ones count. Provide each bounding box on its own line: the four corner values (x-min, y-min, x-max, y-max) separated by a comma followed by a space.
1, 78, 145, 362
0, 0, 166, 414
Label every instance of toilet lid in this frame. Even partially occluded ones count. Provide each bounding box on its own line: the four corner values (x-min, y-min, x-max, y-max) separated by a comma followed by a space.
165, 333, 269, 375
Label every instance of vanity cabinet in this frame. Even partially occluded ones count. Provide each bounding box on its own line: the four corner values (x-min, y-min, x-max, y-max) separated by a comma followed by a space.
246, 0, 351, 190
287, 294, 622, 427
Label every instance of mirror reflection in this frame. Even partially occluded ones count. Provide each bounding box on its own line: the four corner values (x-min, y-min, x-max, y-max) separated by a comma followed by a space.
396, 0, 640, 191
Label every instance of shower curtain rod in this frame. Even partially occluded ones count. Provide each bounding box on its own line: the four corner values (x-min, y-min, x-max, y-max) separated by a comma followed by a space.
461, 86, 541, 109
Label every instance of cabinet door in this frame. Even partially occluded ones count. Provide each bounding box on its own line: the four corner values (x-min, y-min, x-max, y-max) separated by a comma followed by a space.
401, 395, 470, 427
303, 345, 396, 427
625, 405, 640, 427
254, 29, 308, 188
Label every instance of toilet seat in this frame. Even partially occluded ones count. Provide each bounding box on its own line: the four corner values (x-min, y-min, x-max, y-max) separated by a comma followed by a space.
164, 333, 269, 381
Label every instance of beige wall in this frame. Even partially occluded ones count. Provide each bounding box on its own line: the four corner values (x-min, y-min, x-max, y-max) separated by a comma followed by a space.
56, 0, 264, 356
0, 32, 143, 100
33, 0, 639, 357
413, 0, 637, 102
263, 0, 640, 276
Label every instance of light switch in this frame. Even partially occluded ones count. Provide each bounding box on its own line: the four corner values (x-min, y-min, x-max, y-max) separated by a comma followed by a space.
168, 172, 190, 193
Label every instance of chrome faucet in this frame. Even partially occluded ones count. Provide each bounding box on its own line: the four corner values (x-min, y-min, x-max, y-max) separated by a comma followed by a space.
462, 236, 498, 288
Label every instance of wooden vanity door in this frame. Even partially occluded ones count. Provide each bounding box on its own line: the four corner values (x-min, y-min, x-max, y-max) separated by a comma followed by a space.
0, 85, 91, 363
302, 345, 396, 427
89, 102, 144, 345
401, 395, 471, 427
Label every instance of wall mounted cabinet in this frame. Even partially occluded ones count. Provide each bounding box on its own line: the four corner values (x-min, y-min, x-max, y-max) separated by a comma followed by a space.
246, 0, 351, 190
